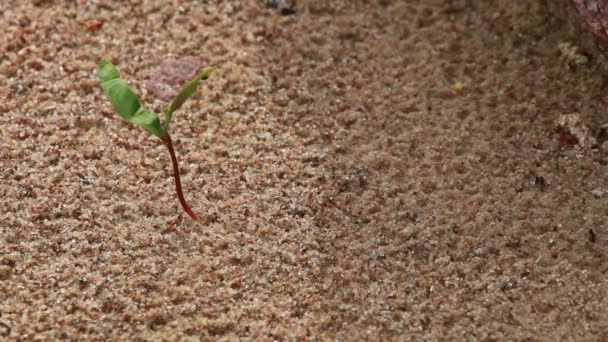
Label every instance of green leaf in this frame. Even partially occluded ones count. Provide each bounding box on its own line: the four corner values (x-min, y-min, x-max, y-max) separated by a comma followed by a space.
167, 67, 215, 118
98, 59, 164, 138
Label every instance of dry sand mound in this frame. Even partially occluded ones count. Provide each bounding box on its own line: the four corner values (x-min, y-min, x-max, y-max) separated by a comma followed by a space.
1, 1, 607, 340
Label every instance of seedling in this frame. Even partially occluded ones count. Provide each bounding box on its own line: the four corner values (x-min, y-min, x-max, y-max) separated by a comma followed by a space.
98, 59, 214, 220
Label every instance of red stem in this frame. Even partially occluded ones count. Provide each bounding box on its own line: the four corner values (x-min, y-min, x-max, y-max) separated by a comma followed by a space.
162, 132, 199, 221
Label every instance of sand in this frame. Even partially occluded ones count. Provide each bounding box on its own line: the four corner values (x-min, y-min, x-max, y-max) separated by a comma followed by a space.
1, 0, 607, 340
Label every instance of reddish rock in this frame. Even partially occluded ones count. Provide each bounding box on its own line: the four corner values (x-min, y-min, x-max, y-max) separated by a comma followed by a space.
551, 0, 608, 55
146, 56, 205, 101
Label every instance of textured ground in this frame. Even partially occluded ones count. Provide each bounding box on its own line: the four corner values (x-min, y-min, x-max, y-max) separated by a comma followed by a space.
1, 0, 608, 340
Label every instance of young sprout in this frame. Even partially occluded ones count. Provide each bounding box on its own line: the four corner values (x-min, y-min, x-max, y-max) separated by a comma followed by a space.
98, 59, 214, 220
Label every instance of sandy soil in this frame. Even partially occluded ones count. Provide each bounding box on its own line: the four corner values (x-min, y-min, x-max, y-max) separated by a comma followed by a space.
1, 0, 608, 340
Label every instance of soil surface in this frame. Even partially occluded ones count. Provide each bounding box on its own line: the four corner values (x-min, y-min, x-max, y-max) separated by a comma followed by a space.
1, 1, 608, 340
